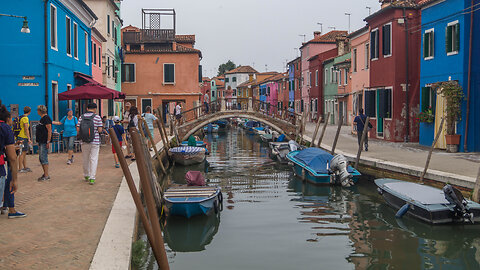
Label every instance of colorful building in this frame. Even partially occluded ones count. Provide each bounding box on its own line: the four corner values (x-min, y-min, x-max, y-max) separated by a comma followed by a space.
91, 27, 106, 84
121, 9, 202, 117
418, 0, 480, 152
1, 0, 97, 123
323, 57, 338, 124
224, 65, 258, 102
210, 76, 224, 102
348, 26, 371, 131
300, 31, 348, 115
287, 57, 302, 113
307, 48, 338, 121
364, 0, 421, 142
334, 51, 352, 125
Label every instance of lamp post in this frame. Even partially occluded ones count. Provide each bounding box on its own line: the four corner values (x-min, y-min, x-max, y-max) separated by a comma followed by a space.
317, 22, 323, 33
345, 13, 351, 33
0, 13, 30, 33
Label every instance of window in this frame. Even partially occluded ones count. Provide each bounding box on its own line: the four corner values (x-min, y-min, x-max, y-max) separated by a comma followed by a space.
364, 90, 376, 117
114, 26, 117, 44
344, 69, 348, 85
72, 23, 78, 58
365, 43, 370, 69
232, 77, 236, 82
382, 23, 392, 56
112, 20, 115, 39
352, 48, 357, 72
108, 99, 114, 116
141, 99, 152, 114
421, 87, 436, 112
98, 47, 101, 67
122, 63, 135, 82
225, 77, 229, 83
163, 63, 175, 84
52, 81, 59, 121
338, 70, 342, 86
446, 21, 460, 55
50, 5, 57, 50
238, 89, 242, 96
93, 43, 97, 65
107, 56, 110, 77
67, 84, 72, 109
324, 68, 328, 84
370, 29, 379, 59
378, 88, 392, 119
330, 67, 334, 83
424, 29, 434, 59
300, 99, 304, 113
267, 87, 270, 96
212, 90, 215, 97
307, 72, 311, 86
66, 17, 71, 55
233, 89, 237, 96
84, 31, 88, 65
315, 70, 318, 86
113, 60, 117, 83
107, 15, 110, 35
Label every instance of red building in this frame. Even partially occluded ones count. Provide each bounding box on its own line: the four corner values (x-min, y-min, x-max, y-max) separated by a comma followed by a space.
364, 0, 421, 142
201, 77, 211, 99
308, 48, 338, 121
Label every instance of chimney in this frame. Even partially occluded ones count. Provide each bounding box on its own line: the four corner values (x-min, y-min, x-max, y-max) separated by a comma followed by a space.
172, 41, 177, 51
314, 31, 322, 38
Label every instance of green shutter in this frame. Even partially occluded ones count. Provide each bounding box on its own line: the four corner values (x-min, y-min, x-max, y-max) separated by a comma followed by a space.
423, 33, 428, 58
421, 87, 429, 112
446, 26, 453, 53
430, 32, 434, 58
455, 23, 460, 52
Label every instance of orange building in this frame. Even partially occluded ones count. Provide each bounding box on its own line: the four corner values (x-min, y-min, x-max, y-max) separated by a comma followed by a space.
120, 9, 202, 119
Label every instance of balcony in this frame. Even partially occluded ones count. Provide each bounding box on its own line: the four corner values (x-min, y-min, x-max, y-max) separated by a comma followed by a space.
123, 29, 175, 44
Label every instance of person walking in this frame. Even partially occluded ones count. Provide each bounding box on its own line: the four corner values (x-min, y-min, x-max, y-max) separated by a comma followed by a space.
204, 91, 210, 114
142, 106, 157, 149
53, 108, 77, 164
353, 109, 373, 151
111, 116, 126, 168
175, 102, 182, 125
0, 100, 23, 218
122, 102, 133, 158
127, 106, 140, 161
36, 105, 52, 181
77, 103, 103, 185
13, 106, 32, 173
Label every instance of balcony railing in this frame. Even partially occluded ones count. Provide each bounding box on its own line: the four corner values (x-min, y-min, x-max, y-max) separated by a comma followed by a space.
123, 29, 175, 44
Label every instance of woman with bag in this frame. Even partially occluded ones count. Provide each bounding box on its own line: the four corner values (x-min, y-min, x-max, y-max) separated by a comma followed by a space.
53, 108, 78, 165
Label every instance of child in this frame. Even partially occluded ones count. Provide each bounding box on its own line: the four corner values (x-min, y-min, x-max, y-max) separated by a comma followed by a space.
111, 116, 126, 168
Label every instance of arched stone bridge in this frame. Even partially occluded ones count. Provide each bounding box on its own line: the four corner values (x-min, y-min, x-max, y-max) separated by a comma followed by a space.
175, 98, 301, 141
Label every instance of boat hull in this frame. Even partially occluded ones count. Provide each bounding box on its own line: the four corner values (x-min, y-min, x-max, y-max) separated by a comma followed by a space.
171, 152, 206, 166
164, 187, 221, 218
375, 178, 480, 224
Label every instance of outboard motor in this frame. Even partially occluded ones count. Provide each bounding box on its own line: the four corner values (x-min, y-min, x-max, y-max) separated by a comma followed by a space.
288, 140, 299, 152
329, 154, 354, 187
443, 184, 474, 223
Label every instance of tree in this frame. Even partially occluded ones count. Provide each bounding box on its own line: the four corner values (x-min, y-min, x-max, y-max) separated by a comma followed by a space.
217, 60, 236, 76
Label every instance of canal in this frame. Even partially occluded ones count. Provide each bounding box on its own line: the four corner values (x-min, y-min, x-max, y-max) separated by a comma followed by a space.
138, 127, 480, 270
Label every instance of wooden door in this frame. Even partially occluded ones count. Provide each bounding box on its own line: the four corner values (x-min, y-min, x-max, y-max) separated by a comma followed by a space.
434, 92, 447, 149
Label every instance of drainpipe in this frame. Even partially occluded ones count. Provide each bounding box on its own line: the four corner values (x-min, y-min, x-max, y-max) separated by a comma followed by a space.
44, 0, 49, 107
464, 0, 474, 152
404, 8, 410, 142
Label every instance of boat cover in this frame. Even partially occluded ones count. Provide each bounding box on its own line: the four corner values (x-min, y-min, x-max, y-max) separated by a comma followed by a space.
169, 146, 205, 154
254, 127, 265, 131
246, 121, 259, 128
186, 171, 206, 186
383, 181, 450, 205
277, 134, 286, 142
294, 148, 354, 174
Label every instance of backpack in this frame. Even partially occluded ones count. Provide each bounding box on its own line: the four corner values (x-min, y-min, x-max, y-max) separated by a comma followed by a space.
12, 115, 25, 138
128, 115, 136, 129
79, 113, 97, 143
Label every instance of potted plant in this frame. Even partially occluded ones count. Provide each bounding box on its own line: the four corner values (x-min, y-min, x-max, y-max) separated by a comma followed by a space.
433, 81, 464, 152
417, 107, 435, 124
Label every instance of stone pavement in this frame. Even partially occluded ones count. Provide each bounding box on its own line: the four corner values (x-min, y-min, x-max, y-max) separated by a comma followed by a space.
0, 129, 162, 270
304, 122, 480, 179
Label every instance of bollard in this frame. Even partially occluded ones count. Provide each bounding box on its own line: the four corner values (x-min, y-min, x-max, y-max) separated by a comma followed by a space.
330, 116, 343, 155
317, 112, 331, 147
311, 115, 323, 147
354, 116, 370, 170
109, 128, 169, 269
131, 130, 170, 270
420, 117, 445, 183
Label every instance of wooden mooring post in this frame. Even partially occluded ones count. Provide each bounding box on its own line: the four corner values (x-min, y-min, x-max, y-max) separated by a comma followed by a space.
155, 108, 170, 150
317, 112, 330, 147
330, 116, 343, 155
142, 119, 167, 175
420, 117, 445, 183
311, 115, 323, 147
354, 116, 370, 170
473, 165, 480, 203
109, 128, 170, 270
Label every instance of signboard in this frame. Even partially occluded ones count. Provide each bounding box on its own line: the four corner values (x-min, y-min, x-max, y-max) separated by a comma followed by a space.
22, 76, 35, 80
18, 82, 39, 87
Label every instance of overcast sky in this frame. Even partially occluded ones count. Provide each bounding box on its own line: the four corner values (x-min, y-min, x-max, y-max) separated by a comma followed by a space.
121, 0, 381, 78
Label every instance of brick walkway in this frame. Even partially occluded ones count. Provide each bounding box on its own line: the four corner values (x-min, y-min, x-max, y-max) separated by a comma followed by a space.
0, 129, 162, 269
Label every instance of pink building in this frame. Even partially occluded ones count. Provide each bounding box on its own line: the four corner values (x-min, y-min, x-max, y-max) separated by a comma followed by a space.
91, 27, 107, 114
348, 26, 370, 132
300, 30, 348, 115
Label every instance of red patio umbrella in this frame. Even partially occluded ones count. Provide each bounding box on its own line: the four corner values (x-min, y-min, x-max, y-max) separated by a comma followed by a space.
58, 83, 125, 100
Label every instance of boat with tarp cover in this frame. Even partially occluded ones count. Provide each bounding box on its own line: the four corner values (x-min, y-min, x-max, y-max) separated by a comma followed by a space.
287, 148, 361, 186
169, 146, 206, 166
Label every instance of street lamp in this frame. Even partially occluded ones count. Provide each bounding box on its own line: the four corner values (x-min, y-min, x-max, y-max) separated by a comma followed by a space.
317, 22, 323, 33
0, 13, 30, 33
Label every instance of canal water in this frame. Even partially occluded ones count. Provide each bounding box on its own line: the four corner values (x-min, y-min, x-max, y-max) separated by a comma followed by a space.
138, 127, 480, 270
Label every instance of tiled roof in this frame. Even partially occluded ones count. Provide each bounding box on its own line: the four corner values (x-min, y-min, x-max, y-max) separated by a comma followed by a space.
126, 43, 202, 57
225, 65, 258, 74
418, 0, 440, 6
215, 79, 225, 87
202, 77, 210, 81
175, 35, 195, 43
365, 1, 418, 21
303, 30, 348, 47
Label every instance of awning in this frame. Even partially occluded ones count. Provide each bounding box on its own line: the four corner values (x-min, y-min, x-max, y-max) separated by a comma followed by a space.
75, 72, 99, 84
58, 83, 125, 100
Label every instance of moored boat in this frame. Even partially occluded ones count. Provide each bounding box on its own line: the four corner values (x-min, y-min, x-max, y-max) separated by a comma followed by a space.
169, 146, 206, 166
203, 123, 219, 133
286, 148, 361, 186
375, 178, 480, 224
181, 141, 207, 147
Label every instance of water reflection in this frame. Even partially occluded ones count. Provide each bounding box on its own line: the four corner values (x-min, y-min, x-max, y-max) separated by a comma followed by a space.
141, 127, 480, 270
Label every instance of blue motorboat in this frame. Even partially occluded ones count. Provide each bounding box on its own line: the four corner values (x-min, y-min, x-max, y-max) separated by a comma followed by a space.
375, 178, 480, 224
286, 148, 361, 186
203, 123, 219, 133
164, 186, 223, 218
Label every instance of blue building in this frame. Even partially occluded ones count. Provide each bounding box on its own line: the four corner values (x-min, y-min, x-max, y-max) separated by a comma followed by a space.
0, 0, 97, 123
287, 59, 296, 109
419, 0, 480, 152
